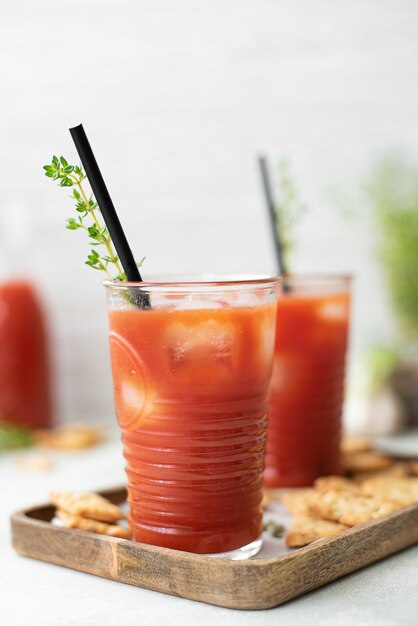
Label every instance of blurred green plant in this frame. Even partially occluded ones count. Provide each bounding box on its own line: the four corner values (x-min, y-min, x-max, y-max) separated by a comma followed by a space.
365, 345, 401, 391
275, 158, 307, 271
0, 418, 34, 451
366, 154, 418, 339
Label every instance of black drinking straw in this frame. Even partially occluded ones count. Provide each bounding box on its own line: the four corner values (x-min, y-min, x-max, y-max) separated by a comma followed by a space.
258, 156, 288, 278
69, 124, 150, 308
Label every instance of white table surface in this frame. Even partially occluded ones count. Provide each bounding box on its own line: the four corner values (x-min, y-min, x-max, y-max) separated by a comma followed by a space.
2, 431, 418, 626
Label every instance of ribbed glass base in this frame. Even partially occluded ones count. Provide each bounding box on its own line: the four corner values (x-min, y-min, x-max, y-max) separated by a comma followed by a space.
200, 536, 262, 560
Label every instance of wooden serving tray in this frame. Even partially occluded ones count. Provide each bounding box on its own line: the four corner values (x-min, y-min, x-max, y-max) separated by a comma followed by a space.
11, 486, 418, 610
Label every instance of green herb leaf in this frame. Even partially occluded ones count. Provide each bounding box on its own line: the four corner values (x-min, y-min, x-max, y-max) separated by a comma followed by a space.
42, 155, 145, 281
274, 159, 307, 272
66, 218, 80, 230
263, 520, 285, 538
87, 224, 100, 239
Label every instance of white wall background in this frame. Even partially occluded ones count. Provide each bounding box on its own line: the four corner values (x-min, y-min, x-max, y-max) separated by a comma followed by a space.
0, 0, 417, 423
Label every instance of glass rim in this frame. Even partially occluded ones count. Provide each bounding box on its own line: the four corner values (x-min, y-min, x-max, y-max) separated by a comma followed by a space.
103, 273, 281, 292
282, 272, 353, 283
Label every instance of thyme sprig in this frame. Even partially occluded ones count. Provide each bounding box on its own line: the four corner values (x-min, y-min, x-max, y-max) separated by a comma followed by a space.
274, 158, 307, 272
43, 156, 145, 280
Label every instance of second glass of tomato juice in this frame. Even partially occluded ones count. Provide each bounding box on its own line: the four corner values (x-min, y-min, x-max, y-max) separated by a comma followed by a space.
264, 275, 351, 488
105, 276, 280, 557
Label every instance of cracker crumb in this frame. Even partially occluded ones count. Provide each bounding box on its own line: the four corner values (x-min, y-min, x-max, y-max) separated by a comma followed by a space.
16, 453, 53, 472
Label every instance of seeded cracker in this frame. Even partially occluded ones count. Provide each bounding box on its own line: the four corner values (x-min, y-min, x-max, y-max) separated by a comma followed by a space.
314, 476, 360, 493
360, 476, 418, 507
308, 489, 399, 526
341, 438, 372, 455
57, 510, 131, 539
409, 461, 418, 476
37, 424, 103, 450
351, 462, 409, 483
281, 489, 317, 515
50, 491, 124, 523
342, 451, 393, 474
286, 515, 349, 548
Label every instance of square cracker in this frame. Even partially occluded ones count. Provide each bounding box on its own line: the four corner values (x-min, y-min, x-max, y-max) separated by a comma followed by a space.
341, 438, 372, 454
286, 515, 349, 548
360, 476, 418, 507
314, 476, 360, 494
281, 489, 317, 515
57, 510, 131, 539
342, 451, 393, 474
36, 425, 103, 450
50, 491, 124, 523
308, 489, 399, 526
351, 462, 408, 483
408, 461, 418, 476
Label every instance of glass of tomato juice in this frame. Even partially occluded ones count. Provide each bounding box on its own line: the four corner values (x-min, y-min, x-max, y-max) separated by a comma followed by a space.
264, 275, 351, 488
0, 279, 53, 429
105, 276, 280, 558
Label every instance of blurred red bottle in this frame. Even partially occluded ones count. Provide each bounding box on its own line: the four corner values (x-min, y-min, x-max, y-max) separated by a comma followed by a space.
0, 279, 53, 429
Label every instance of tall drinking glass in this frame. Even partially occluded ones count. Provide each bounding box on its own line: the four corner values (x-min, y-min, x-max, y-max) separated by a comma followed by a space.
0, 279, 53, 429
105, 276, 280, 558
265, 275, 351, 488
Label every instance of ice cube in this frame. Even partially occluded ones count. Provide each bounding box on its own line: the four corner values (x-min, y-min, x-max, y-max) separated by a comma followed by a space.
258, 318, 276, 366
317, 298, 348, 322
165, 319, 234, 371
110, 332, 155, 429
116, 378, 155, 430
120, 379, 144, 411
169, 343, 187, 365
174, 296, 230, 311
234, 291, 261, 308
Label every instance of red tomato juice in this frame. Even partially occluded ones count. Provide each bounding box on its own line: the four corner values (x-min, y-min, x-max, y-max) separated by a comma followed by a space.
108, 301, 276, 553
265, 285, 350, 487
0, 280, 53, 429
